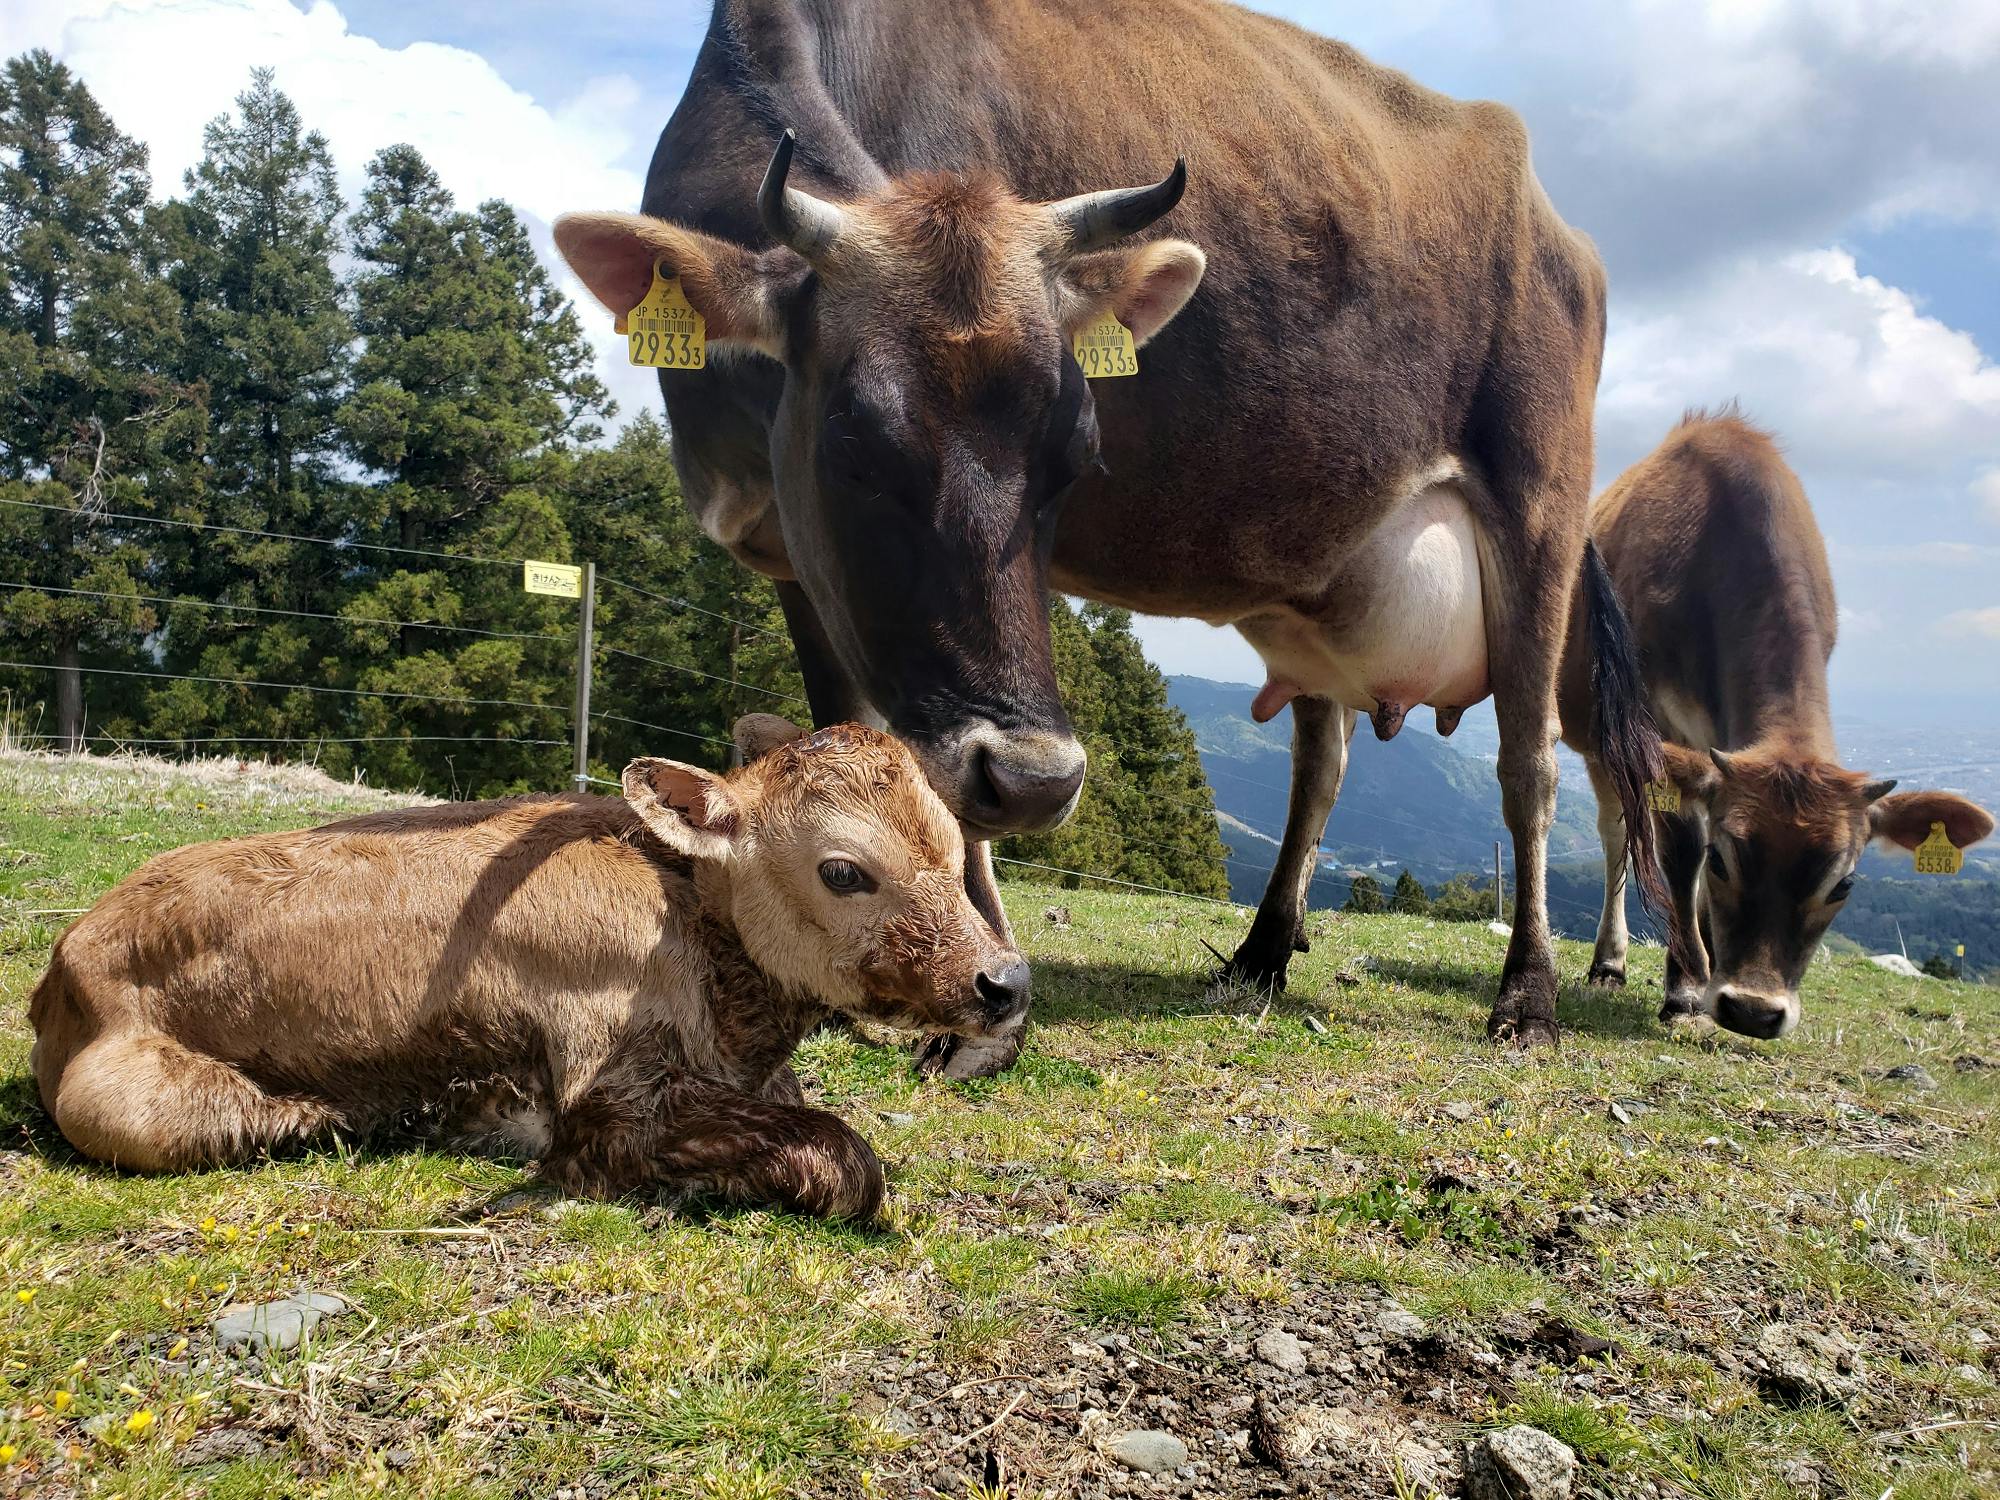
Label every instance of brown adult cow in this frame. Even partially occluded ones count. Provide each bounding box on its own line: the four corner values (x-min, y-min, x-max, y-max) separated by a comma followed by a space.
1558, 412, 1995, 1038
554, 0, 1656, 1062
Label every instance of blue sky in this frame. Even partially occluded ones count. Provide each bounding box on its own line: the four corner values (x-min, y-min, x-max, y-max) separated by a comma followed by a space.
11, 0, 2000, 722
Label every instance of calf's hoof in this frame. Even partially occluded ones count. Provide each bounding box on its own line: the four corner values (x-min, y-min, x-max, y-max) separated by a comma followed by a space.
915, 1026, 1025, 1081
1586, 961, 1627, 989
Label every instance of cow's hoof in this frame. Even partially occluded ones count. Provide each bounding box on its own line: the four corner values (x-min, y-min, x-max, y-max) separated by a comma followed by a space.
1586, 961, 1627, 988
914, 1028, 1024, 1081
1658, 988, 1705, 1024
1510, 1015, 1562, 1050
1213, 941, 1290, 994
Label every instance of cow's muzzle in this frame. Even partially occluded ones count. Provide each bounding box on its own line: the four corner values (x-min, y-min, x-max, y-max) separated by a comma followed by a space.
942, 724, 1086, 836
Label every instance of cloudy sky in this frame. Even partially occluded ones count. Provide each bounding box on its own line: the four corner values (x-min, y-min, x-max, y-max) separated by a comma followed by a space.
10, 0, 2000, 721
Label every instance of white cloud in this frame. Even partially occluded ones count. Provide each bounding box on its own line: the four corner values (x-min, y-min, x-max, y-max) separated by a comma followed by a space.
5, 0, 661, 421
1599, 247, 2000, 482
1940, 607, 2000, 641
1975, 469, 2000, 526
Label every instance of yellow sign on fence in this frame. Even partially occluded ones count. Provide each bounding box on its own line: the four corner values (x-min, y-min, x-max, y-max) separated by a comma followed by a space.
523, 561, 583, 599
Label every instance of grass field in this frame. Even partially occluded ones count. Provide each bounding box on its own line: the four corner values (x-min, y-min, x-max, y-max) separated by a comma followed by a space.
1, 749, 1996, 1499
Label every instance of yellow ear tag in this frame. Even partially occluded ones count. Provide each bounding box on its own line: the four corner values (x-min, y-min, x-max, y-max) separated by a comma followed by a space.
1913, 821, 1963, 876
624, 262, 705, 369
1646, 778, 1681, 814
1072, 311, 1138, 378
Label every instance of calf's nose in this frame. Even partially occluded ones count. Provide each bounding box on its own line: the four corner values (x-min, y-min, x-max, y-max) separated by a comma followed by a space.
1714, 988, 1792, 1040
974, 956, 1032, 1026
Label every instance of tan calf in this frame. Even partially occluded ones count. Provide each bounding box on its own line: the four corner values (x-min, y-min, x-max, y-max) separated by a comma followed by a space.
29, 717, 1025, 1219
1559, 413, 1994, 1038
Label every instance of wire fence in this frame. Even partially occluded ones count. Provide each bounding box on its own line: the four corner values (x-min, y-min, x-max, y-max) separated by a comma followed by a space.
3, 492, 1630, 928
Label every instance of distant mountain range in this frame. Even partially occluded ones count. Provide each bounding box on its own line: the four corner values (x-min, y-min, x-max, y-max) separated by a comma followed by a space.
1166, 675, 2000, 980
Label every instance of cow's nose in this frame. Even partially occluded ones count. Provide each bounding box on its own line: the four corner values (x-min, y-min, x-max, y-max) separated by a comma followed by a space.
1715, 988, 1791, 1040
968, 740, 1086, 833
974, 956, 1032, 1026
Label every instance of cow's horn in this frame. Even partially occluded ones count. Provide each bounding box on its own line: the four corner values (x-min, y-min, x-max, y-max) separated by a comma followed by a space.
759, 129, 848, 260
1046, 158, 1188, 255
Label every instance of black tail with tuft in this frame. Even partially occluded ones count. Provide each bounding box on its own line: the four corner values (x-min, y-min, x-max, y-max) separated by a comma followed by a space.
1581, 538, 1672, 928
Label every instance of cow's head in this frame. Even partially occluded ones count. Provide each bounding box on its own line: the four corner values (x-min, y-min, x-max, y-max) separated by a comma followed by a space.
559, 135, 1205, 836
622, 714, 1029, 1039
1658, 742, 1993, 1038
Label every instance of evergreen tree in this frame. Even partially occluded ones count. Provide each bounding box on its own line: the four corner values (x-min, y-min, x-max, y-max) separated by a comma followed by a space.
0, 50, 195, 747
1344, 873, 1385, 915
1391, 868, 1432, 916
1000, 599, 1229, 898
1428, 872, 1496, 923
335, 144, 613, 794
142, 69, 352, 748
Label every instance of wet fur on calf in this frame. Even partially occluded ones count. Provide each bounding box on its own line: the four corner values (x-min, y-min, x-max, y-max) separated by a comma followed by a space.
28, 716, 1021, 1219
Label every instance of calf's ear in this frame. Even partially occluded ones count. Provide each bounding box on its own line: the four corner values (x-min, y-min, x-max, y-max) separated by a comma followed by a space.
733, 713, 807, 763
553, 211, 797, 357
622, 757, 741, 862
1056, 239, 1206, 346
1868, 790, 1995, 852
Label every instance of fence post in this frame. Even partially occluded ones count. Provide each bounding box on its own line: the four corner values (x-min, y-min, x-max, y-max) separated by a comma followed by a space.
571, 561, 596, 791
1494, 839, 1504, 924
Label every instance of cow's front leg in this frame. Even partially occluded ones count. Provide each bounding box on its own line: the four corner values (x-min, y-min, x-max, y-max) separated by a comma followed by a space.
543, 1072, 885, 1221
917, 840, 1028, 1079
1656, 809, 1711, 1022
1223, 696, 1355, 991
1584, 759, 1630, 987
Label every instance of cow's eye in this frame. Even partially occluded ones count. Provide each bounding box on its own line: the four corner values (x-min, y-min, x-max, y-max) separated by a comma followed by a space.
1705, 845, 1729, 882
818, 859, 874, 895
1827, 875, 1855, 903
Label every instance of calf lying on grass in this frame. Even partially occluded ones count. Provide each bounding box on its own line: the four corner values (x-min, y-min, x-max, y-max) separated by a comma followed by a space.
29, 716, 1027, 1219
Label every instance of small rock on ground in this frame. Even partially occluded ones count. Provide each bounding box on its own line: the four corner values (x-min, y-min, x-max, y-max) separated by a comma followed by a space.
177, 1427, 268, 1467
1105, 1428, 1188, 1474
1253, 1328, 1308, 1372
1757, 1322, 1867, 1408
1881, 1063, 1938, 1090
1463, 1424, 1577, 1500
1374, 1298, 1427, 1343
211, 1290, 348, 1354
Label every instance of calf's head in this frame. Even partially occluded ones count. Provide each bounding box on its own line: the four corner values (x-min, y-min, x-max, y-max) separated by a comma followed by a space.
558, 135, 1205, 837
621, 715, 1028, 1037
1659, 742, 1994, 1038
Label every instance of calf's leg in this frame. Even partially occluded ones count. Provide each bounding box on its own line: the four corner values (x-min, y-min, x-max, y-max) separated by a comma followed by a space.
1224, 696, 1355, 990
1656, 810, 1711, 1022
52, 1031, 338, 1171
543, 1074, 885, 1221
1584, 759, 1630, 987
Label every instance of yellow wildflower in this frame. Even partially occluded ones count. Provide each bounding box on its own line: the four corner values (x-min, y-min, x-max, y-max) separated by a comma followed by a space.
124, 1409, 154, 1435
52, 1391, 72, 1413
0, 1443, 15, 1462
166, 1338, 189, 1360
15, 1289, 35, 1305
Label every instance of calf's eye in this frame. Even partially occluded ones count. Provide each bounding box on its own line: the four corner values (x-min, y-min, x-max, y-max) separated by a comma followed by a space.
818, 859, 873, 895
1828, 875, 1855, 903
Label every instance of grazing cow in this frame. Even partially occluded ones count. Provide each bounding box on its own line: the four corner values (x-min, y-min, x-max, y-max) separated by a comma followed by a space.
554, 0, 1655, 1060
29, 717, 1025, 1219
1558, 413, 1995, 1038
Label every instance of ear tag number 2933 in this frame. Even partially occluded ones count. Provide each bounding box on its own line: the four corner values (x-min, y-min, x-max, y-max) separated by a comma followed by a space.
620, 262, 705, 369
1914, 821, 1963, 876
1072, 312, 1137, 378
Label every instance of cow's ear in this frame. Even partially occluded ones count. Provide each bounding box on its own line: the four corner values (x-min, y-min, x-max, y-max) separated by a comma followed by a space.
1659, 742, 1720, 804
553, 211, 797, 357
733, 713, 807, 763
1056, 239, 1206, 346
1868, 789, 1995, 852
622, 756, 741, 862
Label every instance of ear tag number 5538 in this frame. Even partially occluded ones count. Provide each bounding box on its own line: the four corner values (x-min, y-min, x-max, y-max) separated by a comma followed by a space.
620, 261, 705, 369
1072, 312, 1137, 378
1914, 821, 1963, 876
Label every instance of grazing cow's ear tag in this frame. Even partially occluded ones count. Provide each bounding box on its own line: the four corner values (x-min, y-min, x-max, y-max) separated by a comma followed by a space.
1072, 311, 1138, 378
624, 261, 705, 369
1913, 821, 1964, 876
1646, 778, 1681, 814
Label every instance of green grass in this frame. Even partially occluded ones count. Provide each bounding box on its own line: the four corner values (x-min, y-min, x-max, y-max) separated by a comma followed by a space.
2, 748, 1997, 1496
